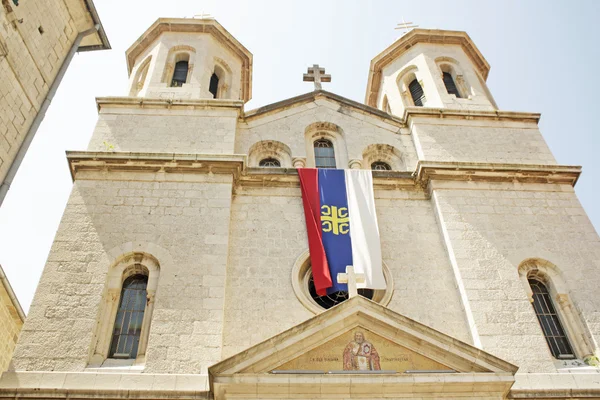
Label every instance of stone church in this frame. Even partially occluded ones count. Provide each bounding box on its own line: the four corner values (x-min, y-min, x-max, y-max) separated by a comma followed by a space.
1, 16, 599, 399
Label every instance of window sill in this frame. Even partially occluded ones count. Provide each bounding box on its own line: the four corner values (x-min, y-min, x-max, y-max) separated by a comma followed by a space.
554, 358, 600, 372
86, 357, 145, 373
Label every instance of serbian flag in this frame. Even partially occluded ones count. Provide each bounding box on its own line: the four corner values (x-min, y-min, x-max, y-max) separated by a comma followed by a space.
298, 168, 385, 295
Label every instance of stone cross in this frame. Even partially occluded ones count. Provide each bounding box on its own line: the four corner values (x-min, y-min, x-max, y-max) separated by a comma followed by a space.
337, 266, 365, 298
394, 18, 418, 34
303, 64, 331, 91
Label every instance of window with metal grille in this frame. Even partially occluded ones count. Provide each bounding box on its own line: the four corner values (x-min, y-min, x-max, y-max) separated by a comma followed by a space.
109, 275, 148, 359
209, 73, 219, 98
529, 278, 575, 359
314, 139, 336, 168
308, 274, 373, 310
443, 72, 461, 98
408, 79, 425, 107
259, 157, 281, 167
171, 61, 189, 87
371, 161, 391, 171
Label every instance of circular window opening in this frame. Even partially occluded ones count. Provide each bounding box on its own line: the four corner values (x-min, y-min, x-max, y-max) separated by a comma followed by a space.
308, 273, 374, 309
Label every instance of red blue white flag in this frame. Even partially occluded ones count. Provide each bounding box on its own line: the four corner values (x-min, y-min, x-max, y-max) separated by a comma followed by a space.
298, 168, 385, 296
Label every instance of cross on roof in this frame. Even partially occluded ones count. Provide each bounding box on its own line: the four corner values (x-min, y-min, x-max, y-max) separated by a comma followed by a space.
193, 12, 213, 19
337, 266, 365, 298
395, 18, 418, 34
303, 64, 331, 91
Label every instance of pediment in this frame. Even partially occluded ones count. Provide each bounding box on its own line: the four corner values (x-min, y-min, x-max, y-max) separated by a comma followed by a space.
209, 297, 517, 399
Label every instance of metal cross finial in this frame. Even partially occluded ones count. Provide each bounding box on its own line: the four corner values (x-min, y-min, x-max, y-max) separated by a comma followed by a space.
395, 17, 418, 34
337, 266, 366, 298
303, 64, 331, 91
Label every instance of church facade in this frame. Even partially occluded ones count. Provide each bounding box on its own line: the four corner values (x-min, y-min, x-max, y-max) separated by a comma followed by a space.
1, 17, 599, 399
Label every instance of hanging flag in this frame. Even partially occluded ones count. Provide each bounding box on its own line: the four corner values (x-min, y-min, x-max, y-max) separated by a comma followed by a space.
298, 168, 385, 296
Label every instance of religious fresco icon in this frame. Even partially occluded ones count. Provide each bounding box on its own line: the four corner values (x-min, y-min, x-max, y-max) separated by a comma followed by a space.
342, 331, 381, 370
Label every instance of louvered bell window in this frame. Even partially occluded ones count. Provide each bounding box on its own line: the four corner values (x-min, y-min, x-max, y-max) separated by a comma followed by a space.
408, 79, 425, 107
171, 61, 188, 87
443, 72, 461, 98
314, 139, 336, 168
529, 278, 575, 359
109, 275, 148, 359
209, 73, 219, 98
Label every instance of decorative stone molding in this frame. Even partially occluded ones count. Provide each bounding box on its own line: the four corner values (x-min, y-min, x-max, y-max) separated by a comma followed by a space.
89, 250, 162, 368
348, 159, 362, 169
518, 258, 598, 362
247, 140, 292, 168
292, 157, 306, 168
362, 143, 404, 171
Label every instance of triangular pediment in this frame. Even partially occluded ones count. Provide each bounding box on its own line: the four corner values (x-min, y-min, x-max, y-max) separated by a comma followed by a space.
209, 297, 517, 399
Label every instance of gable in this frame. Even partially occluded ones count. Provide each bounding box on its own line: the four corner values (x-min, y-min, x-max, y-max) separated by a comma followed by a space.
273, 327, 451, 373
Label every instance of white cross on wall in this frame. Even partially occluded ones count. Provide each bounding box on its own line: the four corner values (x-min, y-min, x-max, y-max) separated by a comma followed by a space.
337, 266, 365, 298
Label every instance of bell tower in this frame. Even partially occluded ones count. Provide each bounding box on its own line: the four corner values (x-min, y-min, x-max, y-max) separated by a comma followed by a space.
365, 29, 497, 116
125, 17, 252, 101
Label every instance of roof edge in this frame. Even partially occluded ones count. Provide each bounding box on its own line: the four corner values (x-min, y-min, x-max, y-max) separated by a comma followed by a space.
78, 0, 111, 51
0, 264, 25, 322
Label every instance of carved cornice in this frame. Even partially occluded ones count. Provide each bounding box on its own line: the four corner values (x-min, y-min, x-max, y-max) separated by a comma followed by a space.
403, 107, 541, 124
66, 152, 245, 182
66, 153, 581, 190
96, 97, 244, 113
416, 161, 582, 187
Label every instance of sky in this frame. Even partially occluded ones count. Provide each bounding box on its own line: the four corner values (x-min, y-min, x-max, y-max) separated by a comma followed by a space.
1, 0, 599, 312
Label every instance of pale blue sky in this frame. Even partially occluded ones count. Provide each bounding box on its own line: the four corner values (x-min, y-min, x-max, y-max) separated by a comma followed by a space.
1, 0, 599, 312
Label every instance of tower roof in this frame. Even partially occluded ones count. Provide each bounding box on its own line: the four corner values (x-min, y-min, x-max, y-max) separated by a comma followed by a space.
125, 18, 253, 102
365, 29, 490, 107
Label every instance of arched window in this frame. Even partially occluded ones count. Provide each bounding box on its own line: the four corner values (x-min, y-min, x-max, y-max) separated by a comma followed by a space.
408, 79, 425, 107
209, 73, 219, 98
171, 60, 189, 87
109, 275, 148, 359
528, 278, 575, 359
443, 71, 461, 98
371, 161, 391, 171
314, 139, 336, 169
259, 157, 281, 167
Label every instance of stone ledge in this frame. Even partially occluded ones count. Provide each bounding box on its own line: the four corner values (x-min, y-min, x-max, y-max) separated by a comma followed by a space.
0, 371, 209, 397
416, 161, 582, 187
66, 153, 582, 190
404, 107, 541, 124
96, 97, 245, 112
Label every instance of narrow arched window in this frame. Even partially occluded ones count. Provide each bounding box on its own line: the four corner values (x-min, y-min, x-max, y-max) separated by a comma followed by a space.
209, 73, 219, 98
314, 139, 336, 169
408, 79, 425, 106
529, 278, 575, 359
171, 61, 188, 87
259, 157, 281, 167
109, 275, 148, 359
371, 161, 391, 171
443, 71, 461, 98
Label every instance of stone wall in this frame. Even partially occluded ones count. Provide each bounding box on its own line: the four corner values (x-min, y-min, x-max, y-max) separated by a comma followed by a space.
431, 181, 600, 372
87, 107, 239, 154
12, 171, 234, 374
410, 117, 556, 165
0, 0, 92, 184
0, 280, 23, 373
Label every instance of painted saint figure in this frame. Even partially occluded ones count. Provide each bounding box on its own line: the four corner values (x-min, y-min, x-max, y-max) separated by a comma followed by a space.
342, 331, 381, 371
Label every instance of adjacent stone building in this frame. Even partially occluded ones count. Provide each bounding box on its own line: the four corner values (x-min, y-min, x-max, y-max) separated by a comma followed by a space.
1, 17, 599, 399
0, 0, 109, 204
0, 265, 24, 374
